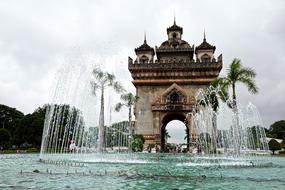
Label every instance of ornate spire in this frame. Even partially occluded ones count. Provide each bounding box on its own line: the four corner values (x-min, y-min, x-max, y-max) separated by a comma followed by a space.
167, 17, 183, 35
135, 32, 154, 55
196, 30, 216, 53
173, 10, 176, 25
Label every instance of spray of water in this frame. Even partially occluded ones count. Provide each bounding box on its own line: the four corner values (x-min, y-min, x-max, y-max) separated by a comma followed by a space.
40, 48, 269, 164
191, 87, 269, 156
40, 48, 131, 162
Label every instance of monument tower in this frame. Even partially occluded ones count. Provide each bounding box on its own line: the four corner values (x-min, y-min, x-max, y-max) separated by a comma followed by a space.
128, 20, 223, 151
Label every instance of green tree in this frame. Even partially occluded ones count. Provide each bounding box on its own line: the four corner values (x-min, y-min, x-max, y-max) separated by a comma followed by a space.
0, 104, 24, 133
131, 134, 145, 152
198, 77, 229, 112
197, 77, 229, 153
115, 93, 138, 149
40, 104, 85, 153
91, 68, 124, 152
105, 121, 129, 148
221, 58, 258, 154
267, 120, 285, 139
0, 128, 11, 149
222, 58, 258, 111
14, 107, 46, 148
268, 139, 281, 155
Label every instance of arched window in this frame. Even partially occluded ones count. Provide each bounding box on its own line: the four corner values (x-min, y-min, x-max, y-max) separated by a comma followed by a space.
140, 55, 149, 63
201, 54, 211, 62
166, 91, 184, 104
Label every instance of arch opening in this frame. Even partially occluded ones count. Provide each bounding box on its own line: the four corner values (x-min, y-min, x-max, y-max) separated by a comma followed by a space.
161, 113, 189, 152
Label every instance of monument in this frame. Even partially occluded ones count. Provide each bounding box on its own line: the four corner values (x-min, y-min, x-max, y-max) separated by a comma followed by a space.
128, 19, 223, 151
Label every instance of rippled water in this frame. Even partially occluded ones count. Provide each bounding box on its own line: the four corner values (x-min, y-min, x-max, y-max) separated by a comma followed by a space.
0, 154, 284, 189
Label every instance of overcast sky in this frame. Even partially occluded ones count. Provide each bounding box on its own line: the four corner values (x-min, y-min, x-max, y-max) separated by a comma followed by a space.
0, 0, 285, 141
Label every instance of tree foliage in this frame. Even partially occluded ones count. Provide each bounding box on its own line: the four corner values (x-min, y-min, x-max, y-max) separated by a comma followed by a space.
198, 77, 230, 112
105, 121, 129, 147
91, 67, 125, 151
131, 134, 145, 152
267, 120, 285, 139
0, 128, 11, 149
0, 104, 24, 133
268, 139, 281, 155
14, 106, 46, 148
115, 92, 138, 148
220, 58, 258, 109
0, 104, 84, 150
115, 93, 138, 112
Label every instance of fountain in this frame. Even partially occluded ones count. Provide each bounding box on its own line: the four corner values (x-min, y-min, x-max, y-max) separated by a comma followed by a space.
39, 49, 137, 163
7, 48, 280, 190
39, 50, 270, 167
191, 88, 269, 156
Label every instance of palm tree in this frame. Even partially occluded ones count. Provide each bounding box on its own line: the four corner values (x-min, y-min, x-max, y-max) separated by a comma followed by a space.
91, 68, 125, 152
223, 58, 258, 111
199, 77, 230, 112
197, 77, 229, 153
222, 58, 258, 154
115, 93, 138, 149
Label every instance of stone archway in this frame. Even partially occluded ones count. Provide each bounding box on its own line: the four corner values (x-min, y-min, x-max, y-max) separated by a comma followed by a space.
161, 113, 190, 152
128, 21, 223, 151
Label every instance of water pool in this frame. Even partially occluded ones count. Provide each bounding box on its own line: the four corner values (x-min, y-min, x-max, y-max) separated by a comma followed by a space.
0, 154, 284, 189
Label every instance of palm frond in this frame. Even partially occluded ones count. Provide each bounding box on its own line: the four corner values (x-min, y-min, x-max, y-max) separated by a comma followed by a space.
239, 77, 258, 94
112, 81, 125, 93
119, 93, 138, 106
131, 95, 139, 105
106, 73, 115, 85
227, 58, 241, 82
237, 67, 256, 79
90, 81, 100, 96
217, 79, 230, 102
120, 93, 132, 102
205, 77, 230, 110
210, 77, 223, 88
223, 57, 258, 108
134, 96, 139, 103
115, 103, 124, 112
92, 68, 104, 80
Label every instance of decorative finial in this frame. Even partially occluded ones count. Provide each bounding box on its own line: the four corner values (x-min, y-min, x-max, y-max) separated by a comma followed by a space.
144, 31, 147, 44
174, 14, 176, 25
203, 29, 206, 42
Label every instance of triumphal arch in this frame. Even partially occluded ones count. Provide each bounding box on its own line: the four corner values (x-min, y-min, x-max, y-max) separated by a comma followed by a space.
128, 20, 223, 151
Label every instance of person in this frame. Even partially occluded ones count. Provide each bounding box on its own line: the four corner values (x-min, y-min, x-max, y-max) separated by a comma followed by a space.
69, 140, 76, 153
155, 145, 160, 152
197, 144, 202, 154
147, 144, 152, 153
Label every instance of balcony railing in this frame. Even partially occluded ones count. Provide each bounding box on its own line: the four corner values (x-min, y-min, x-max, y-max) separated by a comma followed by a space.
128, 54, 222, 70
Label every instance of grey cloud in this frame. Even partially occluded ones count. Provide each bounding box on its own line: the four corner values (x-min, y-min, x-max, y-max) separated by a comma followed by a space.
0, 0, 284, 129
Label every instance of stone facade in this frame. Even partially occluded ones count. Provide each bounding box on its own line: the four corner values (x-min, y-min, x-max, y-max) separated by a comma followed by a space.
128, 20, 223, 151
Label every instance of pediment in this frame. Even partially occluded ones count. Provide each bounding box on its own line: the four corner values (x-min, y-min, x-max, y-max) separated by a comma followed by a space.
162, 83, 187, 104
162, 83, 187, 97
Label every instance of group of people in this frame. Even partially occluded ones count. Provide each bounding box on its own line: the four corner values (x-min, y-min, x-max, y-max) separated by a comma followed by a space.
164, 143, 204, 154
68, 140, 204, 154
